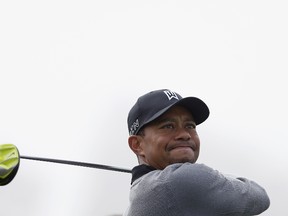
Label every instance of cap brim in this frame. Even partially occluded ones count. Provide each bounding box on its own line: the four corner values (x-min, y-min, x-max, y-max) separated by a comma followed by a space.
142, 97, 209, 129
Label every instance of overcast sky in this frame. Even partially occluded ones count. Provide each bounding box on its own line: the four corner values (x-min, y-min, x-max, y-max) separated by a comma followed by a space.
0, 1, 287, 215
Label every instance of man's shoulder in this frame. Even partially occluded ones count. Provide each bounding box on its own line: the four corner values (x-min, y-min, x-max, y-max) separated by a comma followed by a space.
163, 162, 212, 174
142, 163, 215, 182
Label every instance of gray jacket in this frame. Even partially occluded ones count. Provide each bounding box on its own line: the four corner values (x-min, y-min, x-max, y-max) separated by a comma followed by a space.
124, 163, 270, 216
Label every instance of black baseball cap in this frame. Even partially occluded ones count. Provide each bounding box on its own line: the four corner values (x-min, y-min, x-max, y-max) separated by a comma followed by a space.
127, 89, 210, 135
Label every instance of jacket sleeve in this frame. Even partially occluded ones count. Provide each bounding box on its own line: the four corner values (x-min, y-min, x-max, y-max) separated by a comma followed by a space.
167, 163, 270, 215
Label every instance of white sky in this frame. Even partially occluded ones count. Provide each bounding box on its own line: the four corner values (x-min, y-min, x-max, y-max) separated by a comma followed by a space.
0, 1, 287, 215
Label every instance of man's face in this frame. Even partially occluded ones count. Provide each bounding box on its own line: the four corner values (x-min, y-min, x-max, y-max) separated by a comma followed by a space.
137, 105, 200, 169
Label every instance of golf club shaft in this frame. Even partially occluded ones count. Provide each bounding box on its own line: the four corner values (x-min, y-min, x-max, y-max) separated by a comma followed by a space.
20, 155, 132, 173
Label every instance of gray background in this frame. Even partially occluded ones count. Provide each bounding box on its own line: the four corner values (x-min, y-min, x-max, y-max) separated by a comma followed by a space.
1, 1, 287, 215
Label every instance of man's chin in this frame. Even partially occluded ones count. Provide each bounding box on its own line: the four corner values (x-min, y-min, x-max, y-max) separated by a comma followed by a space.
170, 151, 198, 164
172, 156, 198, 164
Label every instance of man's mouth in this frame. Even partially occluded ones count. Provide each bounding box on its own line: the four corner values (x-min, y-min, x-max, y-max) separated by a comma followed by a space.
167, 144, 195, 152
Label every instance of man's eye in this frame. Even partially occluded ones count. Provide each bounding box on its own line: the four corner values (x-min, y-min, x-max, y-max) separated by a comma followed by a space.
162, 124, 174, 129
186, 123, 196, 129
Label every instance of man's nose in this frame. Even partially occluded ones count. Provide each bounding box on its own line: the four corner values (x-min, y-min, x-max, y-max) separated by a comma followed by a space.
174, 128, 191, 140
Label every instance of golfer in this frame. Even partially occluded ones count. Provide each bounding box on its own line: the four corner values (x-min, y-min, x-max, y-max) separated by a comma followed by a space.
124, 89, 270, 215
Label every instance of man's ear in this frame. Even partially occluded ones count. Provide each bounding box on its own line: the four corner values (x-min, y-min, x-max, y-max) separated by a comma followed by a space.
128, 135, 145, 157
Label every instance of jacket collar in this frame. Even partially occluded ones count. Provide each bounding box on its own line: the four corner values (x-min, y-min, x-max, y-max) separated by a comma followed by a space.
131, 164, 156, 184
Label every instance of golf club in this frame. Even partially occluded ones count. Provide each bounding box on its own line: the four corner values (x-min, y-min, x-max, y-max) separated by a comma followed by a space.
0, 144, 132, 186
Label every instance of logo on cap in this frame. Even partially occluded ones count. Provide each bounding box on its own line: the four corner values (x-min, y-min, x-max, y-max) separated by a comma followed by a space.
164, 90, 179, 100
129, 119, 139, 135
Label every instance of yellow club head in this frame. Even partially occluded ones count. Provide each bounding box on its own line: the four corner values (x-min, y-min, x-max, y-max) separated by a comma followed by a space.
0, 144, 20, 186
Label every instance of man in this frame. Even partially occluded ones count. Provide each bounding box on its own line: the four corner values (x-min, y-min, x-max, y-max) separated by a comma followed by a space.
124, 89, 270, 216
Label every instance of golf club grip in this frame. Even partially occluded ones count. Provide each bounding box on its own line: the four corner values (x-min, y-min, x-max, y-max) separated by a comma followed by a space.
20, 155, 132, 173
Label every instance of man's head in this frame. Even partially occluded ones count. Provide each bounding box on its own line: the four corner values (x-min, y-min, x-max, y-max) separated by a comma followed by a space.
127, 89, 209, 169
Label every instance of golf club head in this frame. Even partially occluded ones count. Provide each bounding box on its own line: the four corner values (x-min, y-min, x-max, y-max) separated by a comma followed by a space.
0, 144, 20, 186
